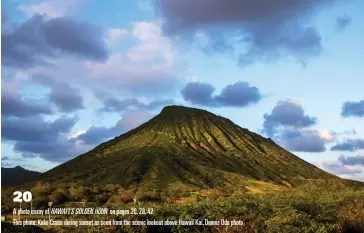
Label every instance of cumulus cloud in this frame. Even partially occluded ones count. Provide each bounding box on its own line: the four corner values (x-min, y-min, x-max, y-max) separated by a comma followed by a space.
262, 99, 317, 137
156, 0, 341, 66
2, 14, 109, 68
3, 15, 181, 98
85, 21, 180, 93
1, 5, 181, 167
86, 52, 179, 93
77, 111, 153, 145
336, 15, 352, 30
181, 81, 262, 107
1, 84, 53, 117
105, 28, 129, 45
2, 116, 76, 143
181, 82, 215, 106
76, 127, 115, 145
1, 115, 87, 162
216, 82, 262, 106
339, 154, 364, 166
125, 21, 175, 65
276, 128, 329, 153
331, 139, 364, 152
32, 75, 84, 112
341, 100, 364, 118
260, 99, 336, 153
42, 17, 109, 59
13, 138, 86, 162
318, 129, 336, 141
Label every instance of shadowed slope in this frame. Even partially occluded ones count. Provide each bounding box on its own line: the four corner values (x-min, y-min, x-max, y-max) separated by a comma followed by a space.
1, 166, 41, 186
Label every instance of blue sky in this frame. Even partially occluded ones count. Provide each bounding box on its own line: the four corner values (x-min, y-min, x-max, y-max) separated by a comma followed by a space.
1, 0, 364, 181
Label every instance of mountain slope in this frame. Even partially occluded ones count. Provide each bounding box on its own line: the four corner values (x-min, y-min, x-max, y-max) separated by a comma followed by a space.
38, 105, 335, 193
1, 166, 41, 186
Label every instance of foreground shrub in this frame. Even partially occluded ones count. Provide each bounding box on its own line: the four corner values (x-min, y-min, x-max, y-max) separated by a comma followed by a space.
339, 199, 364, 233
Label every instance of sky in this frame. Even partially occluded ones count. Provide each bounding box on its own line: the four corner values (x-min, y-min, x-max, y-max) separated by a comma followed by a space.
1, 0, 364, 181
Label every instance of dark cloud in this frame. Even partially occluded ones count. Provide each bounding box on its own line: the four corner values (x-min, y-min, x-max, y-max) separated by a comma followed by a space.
1, 15, 49, 68
1, 115, 83, 162
336, 15, 352, 30
237, 23, 322, 67
41, 17, 108, 60
339, 154, 364, 166
77, 111, 153, 145
13, 139, 81, 162
278, 128, 326, 153
181, 81, 261, 107
262, 99, 317, 137
341, 100, 364, 118
2, 14, 108, 68
156, 0, 338, 66
32, 75, 84, 112
2, 156, 10, 161
96, 93, 174, 112
1, 86, 53, 117
2, 116, 77, 142
216, 82, 261, 107
76, 127, 115, 145
331, 139, 364, 152
260, 99, 330, 153
181, 82, 215, 106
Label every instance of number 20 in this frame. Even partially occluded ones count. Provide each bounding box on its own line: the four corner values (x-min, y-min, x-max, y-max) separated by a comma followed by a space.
13, 191, 32, 203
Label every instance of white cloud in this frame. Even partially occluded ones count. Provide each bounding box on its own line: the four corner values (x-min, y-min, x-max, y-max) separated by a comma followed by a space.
85, 21, 180, 94
4, 19, 181, 99
127, 21, 175, 64
116, 110, 152, 132
318, 129, 336, 141
68, 130, 87, 140
286, 98, 303, 106
105, 28, 129, 46
85, 52, 177, 90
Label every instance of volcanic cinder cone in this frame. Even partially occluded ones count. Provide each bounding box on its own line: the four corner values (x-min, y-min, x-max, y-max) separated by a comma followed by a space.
38, 105, 335, 193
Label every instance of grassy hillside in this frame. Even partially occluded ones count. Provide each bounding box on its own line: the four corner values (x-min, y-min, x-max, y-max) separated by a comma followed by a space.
35, 105, 334, 193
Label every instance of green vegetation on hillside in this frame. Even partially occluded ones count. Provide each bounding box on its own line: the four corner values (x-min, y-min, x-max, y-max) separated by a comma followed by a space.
2, 179, 364, 232
2, 106, 363, 233
32, 106, 334, 193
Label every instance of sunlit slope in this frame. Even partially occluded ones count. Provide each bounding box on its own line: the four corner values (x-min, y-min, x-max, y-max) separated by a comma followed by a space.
38, 105, 335, 191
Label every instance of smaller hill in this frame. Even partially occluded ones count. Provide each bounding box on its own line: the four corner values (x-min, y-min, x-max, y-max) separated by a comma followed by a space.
1, 166, 41, 186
